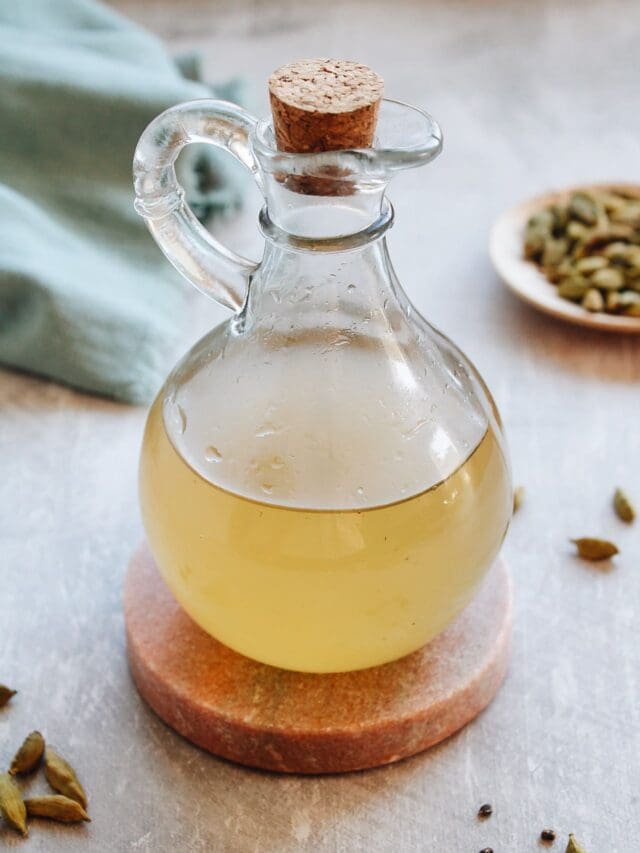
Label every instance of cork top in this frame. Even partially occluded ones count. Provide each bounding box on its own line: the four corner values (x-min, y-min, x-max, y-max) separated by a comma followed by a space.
268, 59, 384, 154
269, 59, 384, 115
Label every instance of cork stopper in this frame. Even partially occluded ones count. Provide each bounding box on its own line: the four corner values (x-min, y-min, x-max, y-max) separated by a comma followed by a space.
268, 59, 384, 154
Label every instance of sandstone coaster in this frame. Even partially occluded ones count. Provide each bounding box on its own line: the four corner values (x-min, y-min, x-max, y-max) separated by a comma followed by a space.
124, 545, 512, 774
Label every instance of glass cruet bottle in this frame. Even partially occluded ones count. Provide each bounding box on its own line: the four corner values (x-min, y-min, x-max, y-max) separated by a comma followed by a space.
133, 93, 512, 675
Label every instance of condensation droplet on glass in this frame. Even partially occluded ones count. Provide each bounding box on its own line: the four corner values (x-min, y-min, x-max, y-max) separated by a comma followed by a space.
256, 422, 278, 437
205, 445, 222, 463
270, 456, 284, 469
347, 283, 356, 291
261, 483, 274, 495
356, 486, 364, 497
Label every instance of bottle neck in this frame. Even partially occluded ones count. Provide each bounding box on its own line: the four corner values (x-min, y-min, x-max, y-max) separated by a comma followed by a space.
260, 171, 389, 240
240, 230, 410, 347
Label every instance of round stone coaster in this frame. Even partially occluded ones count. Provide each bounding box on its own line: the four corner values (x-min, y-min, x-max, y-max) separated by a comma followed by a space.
124, 545, 512, 774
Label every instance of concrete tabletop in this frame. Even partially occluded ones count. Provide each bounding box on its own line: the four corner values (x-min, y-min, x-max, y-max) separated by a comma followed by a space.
1, 1, 639, 850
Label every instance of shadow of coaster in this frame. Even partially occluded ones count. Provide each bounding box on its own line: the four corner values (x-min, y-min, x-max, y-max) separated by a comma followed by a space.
125, 544, 512, 774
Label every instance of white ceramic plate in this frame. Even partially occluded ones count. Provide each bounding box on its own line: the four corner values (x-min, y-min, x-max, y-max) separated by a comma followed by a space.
489, 184, 640, 334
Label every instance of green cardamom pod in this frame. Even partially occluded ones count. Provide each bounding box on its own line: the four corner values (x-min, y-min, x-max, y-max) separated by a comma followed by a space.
566, 833, 588, 853
627, 245, 640, 265
605, 291, 621, 312
44, 747, 87, 808
529, 209, 555, 231
550, 204, 569, 231
542, 237, 569, 268
597, 191, 628, 214
579, 225, 633, 255
590, 267, 624, 290
25, 795, 90, 824
575, 256, 608, 274
569, 192, 598, 226
616, 290, 640, 307
566, 220, 588, 242
524, 215, 553, 261
602, 240, 630, 259
0, 772, 27, 836
9, 730, 45, 776
614, 488, 636, 523
610, 200, 640, 227
571, 538, 619, 561
523, 225, 546, 261
513, 486, 524, 513
0, 685, 16, 708
546, 260, 574, 284
582, 288, 605, 313
557, 278, 588, 302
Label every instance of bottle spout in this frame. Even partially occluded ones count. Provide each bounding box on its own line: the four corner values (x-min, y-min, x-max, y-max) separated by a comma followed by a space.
372, 99, 443, 173
251, 99, 442, 195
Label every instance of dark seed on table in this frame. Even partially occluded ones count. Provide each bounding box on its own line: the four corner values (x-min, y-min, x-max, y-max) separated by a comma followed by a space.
541, 828, 557, 841
479, 848, 494, 853
478, 803, 493, 818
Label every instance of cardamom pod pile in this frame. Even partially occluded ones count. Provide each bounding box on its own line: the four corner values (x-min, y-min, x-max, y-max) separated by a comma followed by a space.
524, 187, 640, 316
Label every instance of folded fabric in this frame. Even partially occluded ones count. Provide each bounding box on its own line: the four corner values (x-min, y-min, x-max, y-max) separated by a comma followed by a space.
0, 0, 245, 404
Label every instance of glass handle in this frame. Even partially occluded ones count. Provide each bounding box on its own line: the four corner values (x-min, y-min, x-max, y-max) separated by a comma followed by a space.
133, 100, 262, 312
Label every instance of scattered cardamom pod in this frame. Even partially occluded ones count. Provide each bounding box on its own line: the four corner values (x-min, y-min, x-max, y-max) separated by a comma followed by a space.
44, 747, 87, 808
523, 187, 640, 317
0, 772, 27, 837
571, 537, 619, 561
613, 488, 636, 523
0, 684, 16, 708
513, 486, 524, 513
25, 795, 90, 824
9, 730, 45, 776
566, 834, 588, 853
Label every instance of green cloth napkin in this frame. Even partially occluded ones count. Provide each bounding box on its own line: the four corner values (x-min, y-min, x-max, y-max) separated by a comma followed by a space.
0, 0, 245, 403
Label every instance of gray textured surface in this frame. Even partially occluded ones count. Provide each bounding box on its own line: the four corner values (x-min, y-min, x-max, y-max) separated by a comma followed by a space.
1, 0, 639, 850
